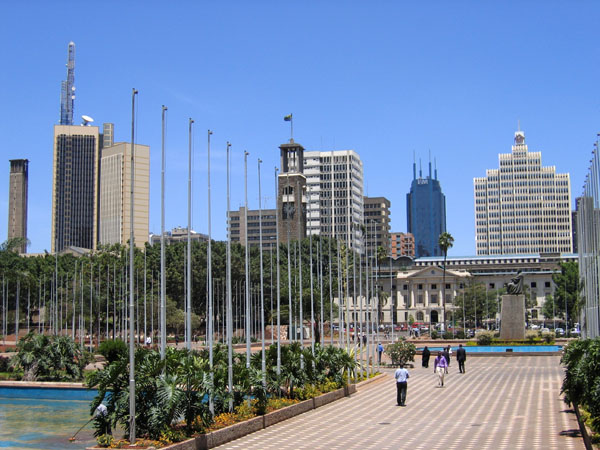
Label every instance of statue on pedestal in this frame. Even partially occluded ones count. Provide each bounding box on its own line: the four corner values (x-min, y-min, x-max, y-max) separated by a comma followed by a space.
505, 270, 524, 295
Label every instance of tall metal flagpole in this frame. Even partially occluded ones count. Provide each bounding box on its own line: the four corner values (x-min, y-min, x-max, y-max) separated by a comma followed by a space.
226, 142, 233, 412
244, 151, 251, 369
186, 118, 194, 350
160, 105, 167, 359
297, 180, 304, 369
275, 167, 281, 376
287, 174, 293, 343
308, 186, 315, 354
258, 159, 266, 384
207, 129, 214, 414
128, 87, 138, 444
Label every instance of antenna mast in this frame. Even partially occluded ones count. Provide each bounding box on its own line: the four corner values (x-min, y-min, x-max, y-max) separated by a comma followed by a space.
60, 42, 75, 125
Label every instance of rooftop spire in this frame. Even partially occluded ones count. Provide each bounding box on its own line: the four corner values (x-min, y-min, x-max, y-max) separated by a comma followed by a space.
60, 42, 75, 125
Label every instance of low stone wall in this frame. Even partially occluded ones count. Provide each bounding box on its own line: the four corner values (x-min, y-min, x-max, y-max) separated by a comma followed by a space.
87, 380, 367, 450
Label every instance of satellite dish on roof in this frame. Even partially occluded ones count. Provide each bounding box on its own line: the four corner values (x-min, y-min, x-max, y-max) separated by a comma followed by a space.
81, 115, 94, 126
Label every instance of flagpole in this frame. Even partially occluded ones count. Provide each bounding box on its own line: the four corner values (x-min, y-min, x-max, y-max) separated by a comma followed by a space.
244, 151, 251, 370
226, 142, 233, 412
275, 166, 281, 377
128, 87, 138, 444
160, 105, 167, 360
258, 158, 266, 385
207, 129, 214, 415
186, 118, 194, 350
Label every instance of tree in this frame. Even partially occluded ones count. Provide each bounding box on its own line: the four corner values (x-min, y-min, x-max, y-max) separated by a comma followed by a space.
548, 261, 580, 328
438, 232, 454, 331
453, 281, 501, 328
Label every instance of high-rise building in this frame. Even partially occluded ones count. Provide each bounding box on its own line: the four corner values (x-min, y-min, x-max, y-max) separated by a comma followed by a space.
364, 196, 391, 255
60, 42, 75, 126
277, 140, 307, 244
406, 160, 446, 257
229, 206, 277, 248
51, 124, 100, 252
149, 227, 208, 246
99, 142, 150, 247
391, 232, 415, 258
303, 149, 364, 251
474, 130, 572, 255
7, 159, 28, 253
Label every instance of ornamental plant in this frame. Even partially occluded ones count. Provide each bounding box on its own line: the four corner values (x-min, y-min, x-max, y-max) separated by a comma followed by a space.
385, 341, 416, 366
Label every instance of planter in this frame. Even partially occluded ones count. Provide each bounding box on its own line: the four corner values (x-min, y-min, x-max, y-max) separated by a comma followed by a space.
196, 415, 264, 450
264, 398, 313, 427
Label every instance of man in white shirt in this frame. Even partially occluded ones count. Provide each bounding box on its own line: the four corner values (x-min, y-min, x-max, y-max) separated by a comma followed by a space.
394, 364, 410, 406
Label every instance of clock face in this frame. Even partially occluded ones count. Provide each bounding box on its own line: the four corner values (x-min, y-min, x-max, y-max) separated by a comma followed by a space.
515, 134, 524, 144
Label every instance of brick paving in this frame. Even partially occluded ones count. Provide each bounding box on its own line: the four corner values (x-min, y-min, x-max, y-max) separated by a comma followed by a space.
215, 355, 584, 449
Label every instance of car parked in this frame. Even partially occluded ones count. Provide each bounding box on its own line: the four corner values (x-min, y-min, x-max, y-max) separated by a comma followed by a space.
570, 328, 581, 335
555, 327, 565, 336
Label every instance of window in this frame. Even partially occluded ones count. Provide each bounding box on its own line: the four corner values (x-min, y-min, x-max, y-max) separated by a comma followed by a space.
530, 282, 537, 288
431, 294, 438, 304
418, 295, 423, 304
416, 311, 424, 321
418, 284, 423, 290
545, 281, 551, 288
403, 284, 408, 290
431, 284, 437, 290
489, 283, 495, 289
445, 283, 451, 289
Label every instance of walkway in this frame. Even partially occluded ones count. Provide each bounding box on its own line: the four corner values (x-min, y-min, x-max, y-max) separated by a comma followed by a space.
216, 355, 584, 449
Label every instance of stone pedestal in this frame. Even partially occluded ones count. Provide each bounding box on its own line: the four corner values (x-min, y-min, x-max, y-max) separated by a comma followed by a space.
500, 295, 525, 340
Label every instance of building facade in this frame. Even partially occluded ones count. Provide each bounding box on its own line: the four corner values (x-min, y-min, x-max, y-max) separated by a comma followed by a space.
406, 160, 446, 257
51, 124, 100, 252
99, 142, 150, 248
391, 232, 415, 258
278, 140, 307, 244
149, 227, 208, 246
364, 196, 391, 255
229, 206, 277, 248
474, 130, 573, 255
7, 159, 28, 253
303, 149, 364, 251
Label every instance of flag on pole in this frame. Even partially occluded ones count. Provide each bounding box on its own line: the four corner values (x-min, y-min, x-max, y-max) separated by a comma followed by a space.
284, 114, 292, 121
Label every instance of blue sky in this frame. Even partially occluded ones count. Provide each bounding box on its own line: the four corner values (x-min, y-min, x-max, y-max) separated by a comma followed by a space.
1, 1, 598, 255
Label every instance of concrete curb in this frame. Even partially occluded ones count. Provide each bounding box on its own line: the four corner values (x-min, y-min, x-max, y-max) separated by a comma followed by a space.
573, 403, 593, 450
86, 383, 358, 450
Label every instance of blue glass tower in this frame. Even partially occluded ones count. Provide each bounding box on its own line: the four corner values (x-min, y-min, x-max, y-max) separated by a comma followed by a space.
406, 160, 446, 257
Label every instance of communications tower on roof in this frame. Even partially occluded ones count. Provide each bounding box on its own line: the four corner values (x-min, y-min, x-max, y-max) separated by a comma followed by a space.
59, 42, 75, 125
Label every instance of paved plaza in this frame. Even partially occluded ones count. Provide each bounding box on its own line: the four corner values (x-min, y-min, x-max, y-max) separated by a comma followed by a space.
216, 355, 584, 449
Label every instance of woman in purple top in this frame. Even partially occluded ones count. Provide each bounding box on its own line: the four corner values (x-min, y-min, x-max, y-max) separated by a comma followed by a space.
434, 351, 448, 387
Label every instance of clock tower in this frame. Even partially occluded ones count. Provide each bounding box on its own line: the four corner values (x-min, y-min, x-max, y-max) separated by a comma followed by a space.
277, 139, 307, 243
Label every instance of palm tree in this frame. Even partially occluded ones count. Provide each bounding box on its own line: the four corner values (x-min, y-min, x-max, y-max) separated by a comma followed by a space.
438, 232, 454, 333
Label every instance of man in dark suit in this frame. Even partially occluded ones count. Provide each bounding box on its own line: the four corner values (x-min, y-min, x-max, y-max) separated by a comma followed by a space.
457, 344, 467, 373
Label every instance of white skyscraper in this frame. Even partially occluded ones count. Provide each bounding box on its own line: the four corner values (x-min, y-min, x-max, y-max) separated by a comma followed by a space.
303, 150, 364, 251
474, 130, 572, 255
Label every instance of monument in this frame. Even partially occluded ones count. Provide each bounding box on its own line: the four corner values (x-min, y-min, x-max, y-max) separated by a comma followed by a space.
500, 271, 526, 340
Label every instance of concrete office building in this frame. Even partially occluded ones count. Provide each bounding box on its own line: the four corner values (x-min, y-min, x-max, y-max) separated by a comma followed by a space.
149, 227, 208, 246
407, 159, 446, 257
364, 196, 391, 255
99, 142, 150, 248
7, 159, 29, 253
391, 232, 415, 258
229, 206, 277, 248
303, 149, 364, 251
474, 130, 573, 255
51, 124, 100, 252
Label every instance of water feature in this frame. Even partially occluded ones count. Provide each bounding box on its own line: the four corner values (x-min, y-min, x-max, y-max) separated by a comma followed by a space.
418, 345, 562, 353
0, 387, 98, 450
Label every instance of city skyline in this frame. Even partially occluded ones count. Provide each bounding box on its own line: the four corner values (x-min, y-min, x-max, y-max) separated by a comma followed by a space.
0, 2, 597, 255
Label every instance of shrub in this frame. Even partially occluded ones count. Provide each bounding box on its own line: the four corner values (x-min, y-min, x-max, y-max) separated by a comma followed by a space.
455, 330, 466, 339
98, 339, 127, 364
385, 341, 416, 366
96, 434, 113, 448
0, 356, 10, 372
442, 331, 454, 340
525, 331, 538, 344
541, 332, 555, 344
430, 330, 439, 340
476, 332, 494, 346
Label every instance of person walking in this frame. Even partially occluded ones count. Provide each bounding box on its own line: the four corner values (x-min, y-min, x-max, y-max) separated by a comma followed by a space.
422, 346, 431, 368
377, 342, 384, 364
394, 363, 410, 406
443, 346, 450, 374
456, 344, 467, 373
434, 351, 448, 387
